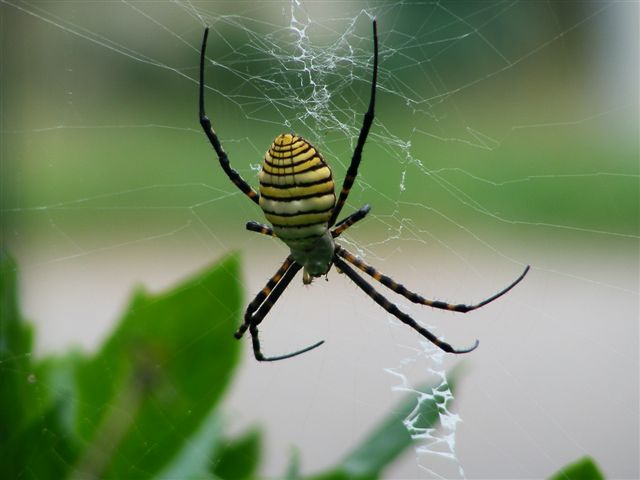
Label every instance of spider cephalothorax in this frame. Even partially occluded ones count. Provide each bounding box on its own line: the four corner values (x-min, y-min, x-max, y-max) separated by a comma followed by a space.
199, 20, 530, 362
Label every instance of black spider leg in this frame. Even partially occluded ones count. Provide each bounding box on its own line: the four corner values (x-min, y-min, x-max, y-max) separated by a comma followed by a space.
238, 257, 325, 361
333, 256, 478, 354
246, 220, 277, 237
336, 245, 530, 313
331, 204, 371, 238
246, 204, 371, 240
328, 20, 378, 227
199, 28, 260, 205
235, 255, 294, 339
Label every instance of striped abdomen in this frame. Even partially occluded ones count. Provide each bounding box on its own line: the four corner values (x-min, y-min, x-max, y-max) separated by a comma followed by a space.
259, 134, 336, 248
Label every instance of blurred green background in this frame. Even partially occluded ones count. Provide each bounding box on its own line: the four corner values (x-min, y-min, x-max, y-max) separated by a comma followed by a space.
1, 1, 638, 479
3, 2, 637, 242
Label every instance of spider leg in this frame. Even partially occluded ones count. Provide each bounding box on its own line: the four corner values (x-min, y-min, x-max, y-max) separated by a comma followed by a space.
199, 28, 260, 205
250, 324, 325, 362
234, 255, 294, 339
333, 256, 478, 354
331, 204, 371, 238
238, 257, 325, 362
246, 221, 276, 237
335, 245, 530, 313
328, 20, 378, 227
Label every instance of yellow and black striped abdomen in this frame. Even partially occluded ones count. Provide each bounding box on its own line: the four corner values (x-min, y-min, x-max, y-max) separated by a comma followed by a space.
259, 134, 335, 244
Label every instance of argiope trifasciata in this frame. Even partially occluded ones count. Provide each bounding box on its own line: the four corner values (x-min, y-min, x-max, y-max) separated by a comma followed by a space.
199, 20, 530, 362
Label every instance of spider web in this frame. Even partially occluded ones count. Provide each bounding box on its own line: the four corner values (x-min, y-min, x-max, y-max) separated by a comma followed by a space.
1, 1, 638, 478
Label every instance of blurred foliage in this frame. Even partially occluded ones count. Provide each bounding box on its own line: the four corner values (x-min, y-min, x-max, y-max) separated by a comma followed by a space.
548, 456, 605, 480
0, 251, 462, 479
0, 252, 610, 479
0, 250, 242, 478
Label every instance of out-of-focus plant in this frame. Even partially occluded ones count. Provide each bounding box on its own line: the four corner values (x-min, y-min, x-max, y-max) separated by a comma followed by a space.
548, 456, 605, 480
0, 252, 607, 479
0, 252, 455, 479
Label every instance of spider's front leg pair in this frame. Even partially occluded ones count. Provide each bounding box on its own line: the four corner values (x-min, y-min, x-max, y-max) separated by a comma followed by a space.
238, 206, 371, 362
245, 213, 529, 358
332, 247, 530, 353
234, 255, 325, 362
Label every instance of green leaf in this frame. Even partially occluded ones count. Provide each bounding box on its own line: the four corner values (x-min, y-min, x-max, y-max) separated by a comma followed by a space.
71, 254, 243, 479
309, 375, 458, 480
549, 456, 605, 480
1, 402, 77, 480
0, 252, 79, 478
284, 448, 301, 480
212, 428, 262, 480
155, 409, 223, 480
34, 350, 87, 443
0, 251, 36, 441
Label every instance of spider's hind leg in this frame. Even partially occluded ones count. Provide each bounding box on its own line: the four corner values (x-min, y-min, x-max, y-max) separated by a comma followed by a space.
328, 20, 378, 227
199, 28, 260, 205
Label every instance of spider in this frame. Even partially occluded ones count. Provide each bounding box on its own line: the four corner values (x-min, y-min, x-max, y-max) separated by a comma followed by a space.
199, 21, 530, 362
